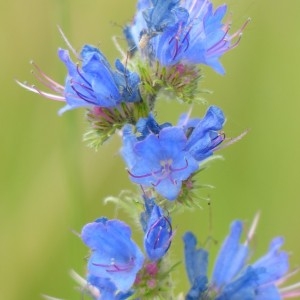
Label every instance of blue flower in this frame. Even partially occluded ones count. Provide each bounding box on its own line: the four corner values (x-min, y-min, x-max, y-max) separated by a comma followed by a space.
81, 217, 144, 292
58, 45, 141, 114
121, 106, 225, 200
127, 0, 248, 74
121, 123, 199, 200
183, 105, 225, 161
144, 205, 173, 261
183, 217, 300, 299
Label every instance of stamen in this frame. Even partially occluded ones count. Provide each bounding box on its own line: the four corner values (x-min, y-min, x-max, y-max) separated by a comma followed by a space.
92, 257, 134, 272
32, 85, 66, 101
16, 80, 65, 101
169, 23, 191, 60
112, 35, 127, 60
57, 25, 79, 59
71, 79, 94, 93
170, 159, 189, 172
182, 26, 192, 52
229, 18, 251, 40
30, 70, 63, 94
212, 132, 225, 149
245, 212, 260, 246
207, 27, 230, 55
30, 60, 65, 92
227, 34, 242, 51
151, 179, 162, 187
70, 81, 96, 104
277, 268, 300, 286
215, 129, 249, 151
76, 64, 92, 88
127, 169, 153, 179
280, 280, 300, 296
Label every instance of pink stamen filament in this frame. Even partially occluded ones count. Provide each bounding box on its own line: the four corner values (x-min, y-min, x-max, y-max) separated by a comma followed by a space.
208, 18, 250, 56
169, 24, 192, 60
92, 257, 135, 273
30, 61, 65, 92
129, 158, 189, 187
16, 80, 65, 101
215, 129, 249, 151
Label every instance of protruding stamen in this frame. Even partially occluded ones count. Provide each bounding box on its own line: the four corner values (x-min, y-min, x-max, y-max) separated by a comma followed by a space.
211, 132, 225, 149
215, 129, 249, 151
30, 60, 65, 93
280, 280, 300, 297
15, 80, 65, 101
57, 25, 79, 59
245, 211, 260, 246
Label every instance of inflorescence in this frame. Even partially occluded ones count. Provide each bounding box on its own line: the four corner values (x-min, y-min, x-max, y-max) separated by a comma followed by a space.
18, 0, 300, 299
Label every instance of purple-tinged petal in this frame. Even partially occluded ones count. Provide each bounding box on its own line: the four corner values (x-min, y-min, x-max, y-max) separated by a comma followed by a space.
212, 221, 249, 288
144, 205, 172, 261
81, 218, 144, 292
252, 237, 289, 285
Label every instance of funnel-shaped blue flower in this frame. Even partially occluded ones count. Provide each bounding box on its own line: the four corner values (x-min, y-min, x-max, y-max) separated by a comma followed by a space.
121, 106, 225, 200
121, 124, 199, 200
183, 217, 300, 299
81, 218, 144, 292
58, 45, 141, 114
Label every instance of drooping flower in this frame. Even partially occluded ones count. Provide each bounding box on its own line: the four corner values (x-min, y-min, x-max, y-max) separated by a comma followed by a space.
183, 216, 300, 299
127, 0, 249, 74
17, 44, 141, 114
143, 204, 173, 261
81, 217, 144, 293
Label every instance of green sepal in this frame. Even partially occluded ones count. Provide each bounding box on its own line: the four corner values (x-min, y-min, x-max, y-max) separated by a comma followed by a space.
83, 100, 149, 150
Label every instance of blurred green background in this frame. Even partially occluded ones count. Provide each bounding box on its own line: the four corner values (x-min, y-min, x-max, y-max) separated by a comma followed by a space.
2, 0, 300, 299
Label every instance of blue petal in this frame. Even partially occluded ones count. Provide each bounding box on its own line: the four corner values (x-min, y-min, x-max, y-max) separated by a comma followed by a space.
144, 205, 172, 260
212, 220, 249, 288
255, 284, 281, 300
186, 106, 225, 161
183, 232, 208, 285
252, 237, 289, 285
143, 0, 182, 32
81, 218, 144, 292
216, 267, 257, 300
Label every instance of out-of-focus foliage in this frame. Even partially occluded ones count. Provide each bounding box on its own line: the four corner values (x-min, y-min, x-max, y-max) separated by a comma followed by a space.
1, 0, 300, 299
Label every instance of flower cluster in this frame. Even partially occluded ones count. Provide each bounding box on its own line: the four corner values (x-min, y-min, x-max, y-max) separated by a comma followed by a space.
19, 0, 300, 300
